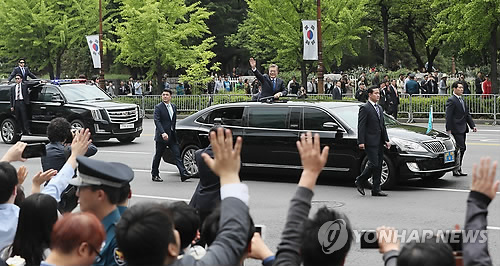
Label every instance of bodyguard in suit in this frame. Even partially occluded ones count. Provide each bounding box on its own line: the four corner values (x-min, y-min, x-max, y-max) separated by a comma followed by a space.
249, 57, 287, 100
151, 88, 190, 182
9, 74, 31, 134
332, 80, 343, 100
387, 79, 400, 118
446, 81, 477, 176
7, 59, 37, 82
355, 86, 391, 197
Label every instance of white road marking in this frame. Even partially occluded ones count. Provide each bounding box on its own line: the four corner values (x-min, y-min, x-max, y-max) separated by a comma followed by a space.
488, 226, 500, 231
402, 186, 500, 194
99, 150, 152, 155
132, 169, 178, 174
132, 194, 189, 202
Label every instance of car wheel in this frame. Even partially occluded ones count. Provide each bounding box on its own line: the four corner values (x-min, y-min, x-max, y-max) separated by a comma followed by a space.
421, 172, 445, 182
70, 119, 85, 132
1, 118, 21, 144
117, 136, 136, 143
361, 154, 397, 189
182, 145, 199, 176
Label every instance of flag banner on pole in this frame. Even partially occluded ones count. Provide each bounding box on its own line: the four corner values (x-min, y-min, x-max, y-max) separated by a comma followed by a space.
302, 20, 318, 60
426, 105, 433, 134
86, 35, 101, 69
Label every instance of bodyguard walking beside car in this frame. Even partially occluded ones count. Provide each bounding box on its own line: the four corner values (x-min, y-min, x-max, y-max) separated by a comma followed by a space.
9, 74, 31, 135
151, 88, 190, 182
445, 81, 477, 176
355, 86, 391, 197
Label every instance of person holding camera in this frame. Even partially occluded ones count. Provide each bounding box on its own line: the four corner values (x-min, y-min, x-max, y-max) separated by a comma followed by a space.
41, 117, 97, 212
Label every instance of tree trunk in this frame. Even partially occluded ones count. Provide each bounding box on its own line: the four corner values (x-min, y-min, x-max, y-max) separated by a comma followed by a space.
490, 25, 498, 94
426, 47, 439, 73
403, 27, 425, 70
381, 3, 390, 68
47, 62, 55, 80
300, 60, 307, 88
55, 51, 63, 79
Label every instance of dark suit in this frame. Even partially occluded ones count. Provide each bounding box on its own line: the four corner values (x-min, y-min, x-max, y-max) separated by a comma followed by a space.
10, 83, 30, 134
386, 85, 399, 118
331, 86, 342, 100
445, 94, 475, 169
252, 69, 287, 100
151, 102, 187, 177
356, 102, 389, 193
189, 146, 220, 225
8, 66, 37, 82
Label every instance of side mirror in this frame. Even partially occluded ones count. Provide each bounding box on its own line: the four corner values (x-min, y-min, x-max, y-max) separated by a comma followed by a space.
51, 94, 64, 102
214, 117, 222, 125
323, 122, 339, 131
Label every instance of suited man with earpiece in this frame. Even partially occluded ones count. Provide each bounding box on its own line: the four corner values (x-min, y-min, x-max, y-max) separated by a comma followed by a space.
8, 59, 37, 82
10, 74, 31, 135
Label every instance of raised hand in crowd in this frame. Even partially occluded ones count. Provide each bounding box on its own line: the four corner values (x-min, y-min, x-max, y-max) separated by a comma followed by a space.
464, 157, 498, 266
202, 127, 242, 185
471, 157, 498, 200
31, 169, 58, 194
16, 166, 27, 185
377, 226, 400, 255
297, 131, 329, 189
67, 128, 92, 169
1, 142, 27, 162
248, 232, 274, 262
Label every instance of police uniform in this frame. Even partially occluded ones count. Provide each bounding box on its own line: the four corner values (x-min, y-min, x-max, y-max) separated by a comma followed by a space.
69, 156, 133, 266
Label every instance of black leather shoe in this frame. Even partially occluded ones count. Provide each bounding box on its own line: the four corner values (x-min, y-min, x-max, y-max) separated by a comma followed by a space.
355, 181, 365, 196
372, 191, 388, 197
458, 171, 468, 176
181, 174, 191, 182
152, 175, 163, 182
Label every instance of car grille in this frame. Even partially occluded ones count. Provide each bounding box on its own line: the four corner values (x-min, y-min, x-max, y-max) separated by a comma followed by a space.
422, 141, 445, 153
107, 108, 138, 123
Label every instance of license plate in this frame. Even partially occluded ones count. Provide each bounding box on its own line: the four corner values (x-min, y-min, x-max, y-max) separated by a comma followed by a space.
444, 151, 455, 163
120, 123, 134, 129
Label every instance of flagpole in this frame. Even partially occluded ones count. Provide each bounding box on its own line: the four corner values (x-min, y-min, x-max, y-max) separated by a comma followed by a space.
317, 0, 324, 94
98, 0, 105, 90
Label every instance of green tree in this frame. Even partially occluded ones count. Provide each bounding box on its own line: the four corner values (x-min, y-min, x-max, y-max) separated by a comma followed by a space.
228, 0, 369, 87
112, 0, 218, 87
430, 0, 499, 93
0, 0, 99, 79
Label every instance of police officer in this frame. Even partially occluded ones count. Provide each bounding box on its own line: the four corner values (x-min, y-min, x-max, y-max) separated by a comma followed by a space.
69, 156, 134, 266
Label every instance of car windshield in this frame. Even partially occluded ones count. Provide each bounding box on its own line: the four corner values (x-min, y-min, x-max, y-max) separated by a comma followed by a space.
330, 105, 400, 130
59, 84, 111, 102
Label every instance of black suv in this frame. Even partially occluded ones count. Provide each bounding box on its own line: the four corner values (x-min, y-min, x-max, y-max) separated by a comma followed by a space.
163, 101, 459, 189
0, 80, 143, 144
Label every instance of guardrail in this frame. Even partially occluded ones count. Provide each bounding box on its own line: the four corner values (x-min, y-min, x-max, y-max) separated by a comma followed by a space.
114, 93, 499, 125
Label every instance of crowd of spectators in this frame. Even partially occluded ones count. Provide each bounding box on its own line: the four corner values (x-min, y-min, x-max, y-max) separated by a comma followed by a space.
0, 116, 497, 265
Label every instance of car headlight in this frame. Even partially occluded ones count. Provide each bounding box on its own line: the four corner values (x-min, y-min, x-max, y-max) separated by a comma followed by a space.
136, 106, 144, 119
91, 109, 103, 120
391, 137, 427, 152
449, 134, 456, 147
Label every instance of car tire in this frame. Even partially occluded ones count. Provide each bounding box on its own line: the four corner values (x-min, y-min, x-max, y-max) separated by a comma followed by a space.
182, 145, 199, 177
70, 119, 85, 132
361, 154, 397, 189
421, 172, 446, 182
117, 136, 136, 143
1, 118, 21, 144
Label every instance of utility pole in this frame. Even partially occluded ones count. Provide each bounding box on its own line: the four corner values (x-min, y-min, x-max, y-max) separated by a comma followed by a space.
317, 0, 324, 94
98, 0, 105, 90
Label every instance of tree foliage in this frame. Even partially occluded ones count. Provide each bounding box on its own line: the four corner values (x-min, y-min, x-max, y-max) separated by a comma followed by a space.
0, 0, 99, 79
228, 0, 369, 83
112, 0, 218, 85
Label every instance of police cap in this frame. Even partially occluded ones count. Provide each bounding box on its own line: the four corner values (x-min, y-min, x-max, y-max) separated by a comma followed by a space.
69, 156, 134, 188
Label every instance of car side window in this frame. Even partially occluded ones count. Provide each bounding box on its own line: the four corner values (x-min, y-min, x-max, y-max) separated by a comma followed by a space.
248, 107, 288, 129
0, 86, 10, 101
207, 107, 244, 126
304, 107, 335, 131
40, 87, 61, 102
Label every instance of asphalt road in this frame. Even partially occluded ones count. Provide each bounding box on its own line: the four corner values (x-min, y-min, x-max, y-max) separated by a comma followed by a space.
3, 120, 499, 265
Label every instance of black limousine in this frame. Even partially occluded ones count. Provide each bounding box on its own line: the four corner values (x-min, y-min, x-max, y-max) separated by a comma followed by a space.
163, 101, 459, 188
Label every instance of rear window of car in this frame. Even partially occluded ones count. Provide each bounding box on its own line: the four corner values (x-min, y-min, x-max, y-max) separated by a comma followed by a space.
248, 107, 288, 129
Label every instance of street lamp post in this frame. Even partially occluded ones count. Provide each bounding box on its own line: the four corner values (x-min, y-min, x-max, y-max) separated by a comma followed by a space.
98, 0, 105, 89
317, 0, 324, 94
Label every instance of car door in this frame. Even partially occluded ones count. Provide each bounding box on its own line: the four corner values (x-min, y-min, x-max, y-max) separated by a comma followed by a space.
30, 86, 65, 134
302, 107, 354, 174
243, 106, 299, 168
